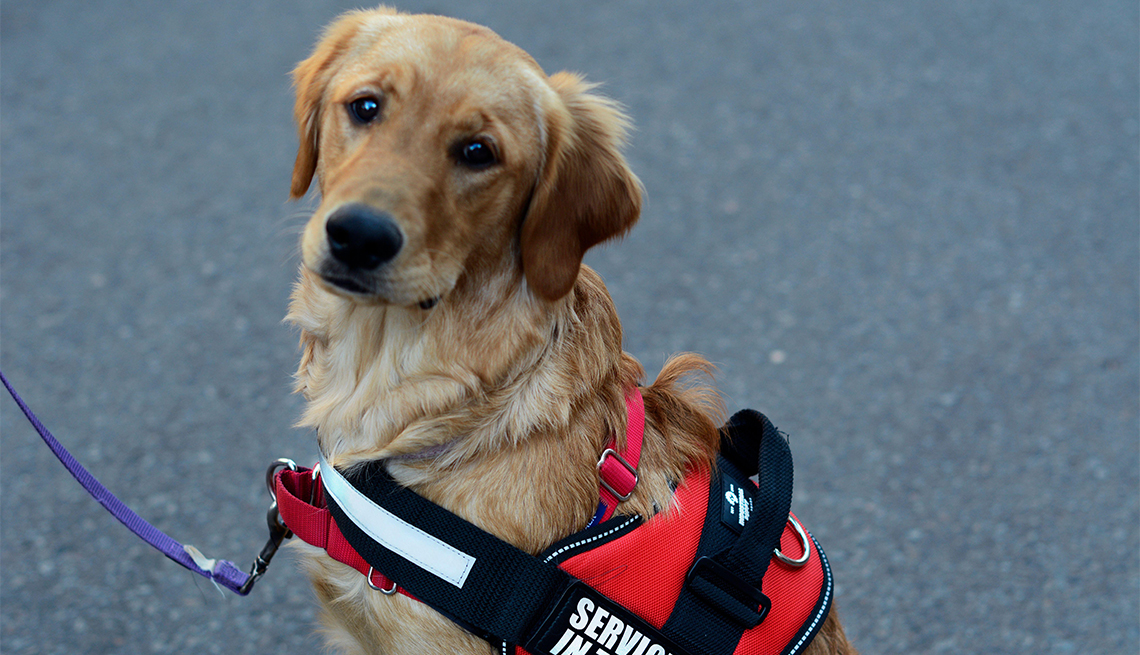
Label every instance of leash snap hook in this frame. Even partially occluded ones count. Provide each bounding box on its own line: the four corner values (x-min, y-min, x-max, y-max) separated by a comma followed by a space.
239, 500, 293, 594
240, 459, 299, 594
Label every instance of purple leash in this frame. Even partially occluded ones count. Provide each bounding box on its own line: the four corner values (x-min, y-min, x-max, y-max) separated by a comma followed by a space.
1, 370, 283, 595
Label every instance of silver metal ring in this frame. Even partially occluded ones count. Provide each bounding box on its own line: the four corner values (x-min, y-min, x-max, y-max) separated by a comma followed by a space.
309, 462, 322, 504
265, 458, 299, 502
774, 514, 811, 567
367, 567, 398, 595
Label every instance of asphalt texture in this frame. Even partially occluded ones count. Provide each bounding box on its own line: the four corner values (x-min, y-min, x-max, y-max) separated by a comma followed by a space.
2, 2, 1137, 653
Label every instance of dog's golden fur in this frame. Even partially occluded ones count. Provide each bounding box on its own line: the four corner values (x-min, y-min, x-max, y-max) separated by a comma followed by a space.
285, 7, 855, 654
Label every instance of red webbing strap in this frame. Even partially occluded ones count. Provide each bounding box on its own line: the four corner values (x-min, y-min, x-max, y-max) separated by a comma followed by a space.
597, 387, 645, 522
274, 466, 400, 593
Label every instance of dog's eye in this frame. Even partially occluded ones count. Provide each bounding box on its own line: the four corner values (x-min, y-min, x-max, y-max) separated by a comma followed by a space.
347, 96, 382, 124
456, 139, 497, 168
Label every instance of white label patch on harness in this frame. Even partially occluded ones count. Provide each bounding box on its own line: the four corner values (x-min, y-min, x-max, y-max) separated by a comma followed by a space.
319, 453, 476, 588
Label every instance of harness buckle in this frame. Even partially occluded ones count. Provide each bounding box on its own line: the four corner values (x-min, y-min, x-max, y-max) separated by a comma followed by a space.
686, 556, 771, 627
597, 448, 638, 502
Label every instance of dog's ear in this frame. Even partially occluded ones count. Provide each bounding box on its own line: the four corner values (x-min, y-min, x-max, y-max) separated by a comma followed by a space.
521, 72, 642, 301
289, 12, 369, 200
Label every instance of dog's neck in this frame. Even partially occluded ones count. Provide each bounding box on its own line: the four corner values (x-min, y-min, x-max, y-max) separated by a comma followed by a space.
286, 266, 635, 551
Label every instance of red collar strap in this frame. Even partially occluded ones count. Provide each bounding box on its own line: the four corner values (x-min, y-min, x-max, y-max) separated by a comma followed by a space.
596, 386, 645, 523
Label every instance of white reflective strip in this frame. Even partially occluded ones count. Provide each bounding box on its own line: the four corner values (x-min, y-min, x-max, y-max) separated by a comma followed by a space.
319, 453, 476, 588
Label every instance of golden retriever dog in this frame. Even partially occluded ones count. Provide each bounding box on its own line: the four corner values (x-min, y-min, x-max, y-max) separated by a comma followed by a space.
285, 7, 855, 654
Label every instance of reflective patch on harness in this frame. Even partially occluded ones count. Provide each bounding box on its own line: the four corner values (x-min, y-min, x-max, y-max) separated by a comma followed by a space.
530, 582, 687, 655
319, 452, 476, 588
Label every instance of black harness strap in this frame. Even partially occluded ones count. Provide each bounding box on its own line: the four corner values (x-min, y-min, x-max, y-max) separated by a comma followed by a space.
324, 461, 572, 645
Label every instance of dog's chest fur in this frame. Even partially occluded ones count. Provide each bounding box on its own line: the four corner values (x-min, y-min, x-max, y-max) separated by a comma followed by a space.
286, 266, 639, 552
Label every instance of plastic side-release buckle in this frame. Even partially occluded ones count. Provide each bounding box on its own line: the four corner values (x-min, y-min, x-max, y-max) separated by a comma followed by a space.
685, 556, 771, 628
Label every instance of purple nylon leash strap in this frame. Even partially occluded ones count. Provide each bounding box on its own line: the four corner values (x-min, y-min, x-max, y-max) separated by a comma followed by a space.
0, 369, 270, 596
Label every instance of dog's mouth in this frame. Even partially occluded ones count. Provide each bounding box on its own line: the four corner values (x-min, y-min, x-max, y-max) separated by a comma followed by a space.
314, 253, 386, 296
318, 269, 442, 310
322, 274, 373, 295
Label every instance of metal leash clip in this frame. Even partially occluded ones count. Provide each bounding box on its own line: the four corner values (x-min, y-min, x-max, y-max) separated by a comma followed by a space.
239, 458, 298, 594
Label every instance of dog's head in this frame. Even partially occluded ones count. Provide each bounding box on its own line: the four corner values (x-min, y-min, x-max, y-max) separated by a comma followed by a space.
290, 8, 641, 307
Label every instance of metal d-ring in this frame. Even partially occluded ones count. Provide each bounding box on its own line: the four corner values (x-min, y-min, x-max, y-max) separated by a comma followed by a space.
774, 514, 811, 567
309, 462, 322, 504
265, 458, 298, 502
367, 567, 399, 595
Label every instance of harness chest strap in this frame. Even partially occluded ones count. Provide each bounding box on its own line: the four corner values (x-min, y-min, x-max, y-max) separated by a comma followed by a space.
277, 465, 678, 651
277, 387, 647, 594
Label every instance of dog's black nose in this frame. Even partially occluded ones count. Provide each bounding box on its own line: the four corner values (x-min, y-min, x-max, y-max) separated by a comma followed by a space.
325, 204, 403, 270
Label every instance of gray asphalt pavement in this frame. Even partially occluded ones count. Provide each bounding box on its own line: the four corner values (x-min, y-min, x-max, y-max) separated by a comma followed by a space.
2, 1, 1136, 653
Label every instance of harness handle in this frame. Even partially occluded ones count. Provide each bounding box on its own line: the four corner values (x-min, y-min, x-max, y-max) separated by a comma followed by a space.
716, 410, 795, 594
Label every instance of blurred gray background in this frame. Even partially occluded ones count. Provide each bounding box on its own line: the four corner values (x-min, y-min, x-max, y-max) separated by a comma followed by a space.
2, 1, 1136, 653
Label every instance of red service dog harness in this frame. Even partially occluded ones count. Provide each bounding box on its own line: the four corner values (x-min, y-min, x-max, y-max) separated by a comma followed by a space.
275, 391, 832, 655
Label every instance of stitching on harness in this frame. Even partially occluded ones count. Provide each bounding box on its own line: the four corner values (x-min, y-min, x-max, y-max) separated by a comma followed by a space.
543, 515, 640, 564
786, 534, 833, 655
